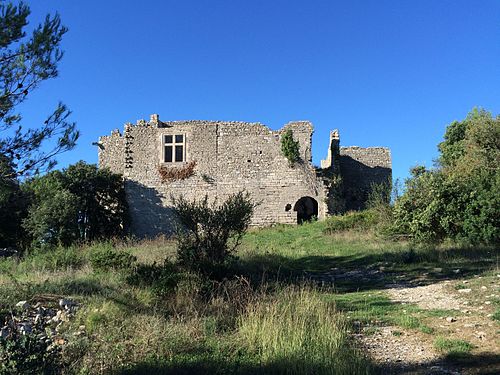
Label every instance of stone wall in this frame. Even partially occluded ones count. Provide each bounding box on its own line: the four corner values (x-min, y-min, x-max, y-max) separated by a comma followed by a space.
99, 115, 325, 237
339, 146, 392, 210
98, 115, 392, 237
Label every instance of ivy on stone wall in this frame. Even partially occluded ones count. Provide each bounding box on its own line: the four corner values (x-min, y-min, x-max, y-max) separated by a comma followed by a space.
158, 161, 196, 183
281, 129, 300, 166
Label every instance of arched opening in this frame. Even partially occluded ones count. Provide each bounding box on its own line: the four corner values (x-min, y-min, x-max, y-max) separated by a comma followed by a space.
293, 196, 318, 224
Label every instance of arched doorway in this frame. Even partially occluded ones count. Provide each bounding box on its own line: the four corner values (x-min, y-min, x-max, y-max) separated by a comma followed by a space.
293, 196, 318, 224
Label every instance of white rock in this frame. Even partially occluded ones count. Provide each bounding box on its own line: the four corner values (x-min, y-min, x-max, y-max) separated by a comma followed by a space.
458, 288, 472, 293
59, 298, 75, 309
19, 323, 32, 335
446, 316, 456, 323
15, 300, 30, 310
1, 326, 9, 339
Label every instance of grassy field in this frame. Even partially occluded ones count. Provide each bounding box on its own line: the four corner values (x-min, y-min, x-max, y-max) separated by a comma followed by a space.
0, 220, 498, 374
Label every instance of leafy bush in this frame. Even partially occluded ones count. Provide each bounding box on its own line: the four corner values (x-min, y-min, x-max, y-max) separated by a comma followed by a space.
22, 161, 128, 248
172, 191, 255, 278
280, 129, 300, 166
0, 333, 59, 374
392, 109, 499, 244
88, 243, 136, 271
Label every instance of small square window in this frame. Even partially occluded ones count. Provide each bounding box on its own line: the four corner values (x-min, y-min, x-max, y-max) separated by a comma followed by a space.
175, 134, 183, 143
165, 135, 173, 144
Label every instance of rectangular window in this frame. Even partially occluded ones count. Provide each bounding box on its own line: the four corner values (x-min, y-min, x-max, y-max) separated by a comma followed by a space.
163, 134, 185, 163
165, 145, 173, 162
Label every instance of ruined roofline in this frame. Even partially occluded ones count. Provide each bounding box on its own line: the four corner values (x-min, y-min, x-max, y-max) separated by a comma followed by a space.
340, 146, 391, 151
99, 114, 313, 141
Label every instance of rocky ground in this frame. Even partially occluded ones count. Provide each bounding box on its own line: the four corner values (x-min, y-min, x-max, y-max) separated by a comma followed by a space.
359, 277, 499, 374
307, 265, 500, 374
0, 295, 83, 370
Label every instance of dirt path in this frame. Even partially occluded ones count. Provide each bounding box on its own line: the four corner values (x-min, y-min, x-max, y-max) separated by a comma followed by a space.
356, 279, 500, 374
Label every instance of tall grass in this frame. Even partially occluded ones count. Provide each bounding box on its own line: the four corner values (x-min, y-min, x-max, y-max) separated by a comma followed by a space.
238, 286, 370, 374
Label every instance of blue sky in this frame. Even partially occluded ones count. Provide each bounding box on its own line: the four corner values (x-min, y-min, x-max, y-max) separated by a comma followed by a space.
21, 0, 500, 182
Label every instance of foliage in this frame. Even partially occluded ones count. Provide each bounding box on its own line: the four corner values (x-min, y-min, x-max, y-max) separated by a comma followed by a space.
88, 242, 136, 271
366, 179, 391, 209
392, 109, 500, 244
0, 334, 59, 374
324, 210, 380, 234
280, 129, 300, 166
22, 161, 128, 248
0, 1, 78, 179
0, 154, 26, 247
158, 160, 196, 183
172, 191, 255, 277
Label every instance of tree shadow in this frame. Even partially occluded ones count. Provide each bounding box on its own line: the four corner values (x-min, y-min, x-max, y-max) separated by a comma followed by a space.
371, 352, 500, 375
125, 180, 178, 238
114, 350, 500, 374
237, 246, 497, 292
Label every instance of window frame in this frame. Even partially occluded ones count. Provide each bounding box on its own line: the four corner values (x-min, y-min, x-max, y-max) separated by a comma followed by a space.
161, 133, 186, 164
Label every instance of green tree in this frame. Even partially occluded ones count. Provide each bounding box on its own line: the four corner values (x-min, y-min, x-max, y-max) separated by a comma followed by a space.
23, 162, 128, 248
63, 161, 128, 241
0, 1, 78, 179
0, 153, 26, 246
393, 109, 499, 244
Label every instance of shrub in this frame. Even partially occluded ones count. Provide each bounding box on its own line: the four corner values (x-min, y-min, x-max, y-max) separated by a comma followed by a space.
88, 243, 136, 271
0, 334, 59, 374
281, 129, 300, 166
172, 191, 255, 278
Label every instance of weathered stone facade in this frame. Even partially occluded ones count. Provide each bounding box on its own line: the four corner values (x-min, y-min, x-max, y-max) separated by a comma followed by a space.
98, 115, 391, 237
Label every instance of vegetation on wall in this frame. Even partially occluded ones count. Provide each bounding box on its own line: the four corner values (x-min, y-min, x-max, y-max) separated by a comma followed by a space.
391, 109, 499, 244
158, 160, 196, 183
280, 129, 300, 166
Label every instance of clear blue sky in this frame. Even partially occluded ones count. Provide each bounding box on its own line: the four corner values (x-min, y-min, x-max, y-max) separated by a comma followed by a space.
21, 0, 500, 182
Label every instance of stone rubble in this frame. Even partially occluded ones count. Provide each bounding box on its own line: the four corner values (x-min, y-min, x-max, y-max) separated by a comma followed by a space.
1, 297, 82, 354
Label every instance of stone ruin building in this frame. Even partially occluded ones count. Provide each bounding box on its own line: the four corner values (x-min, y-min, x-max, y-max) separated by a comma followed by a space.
97, 114, 391, 238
